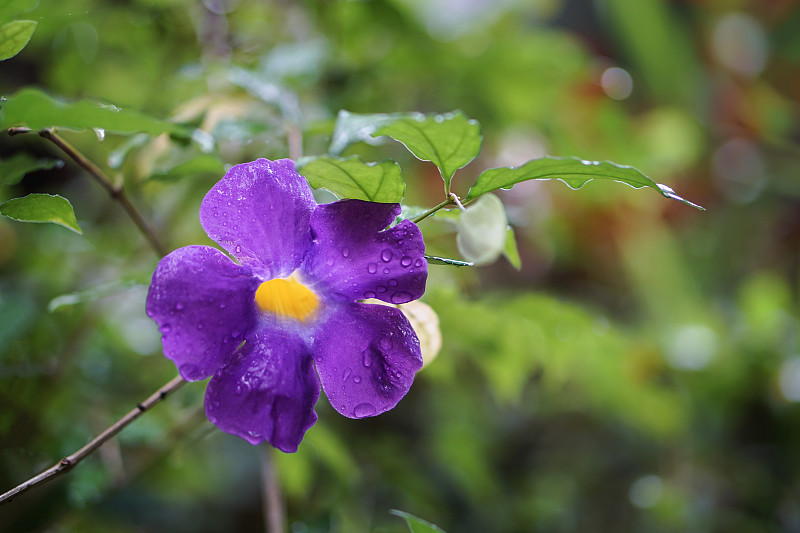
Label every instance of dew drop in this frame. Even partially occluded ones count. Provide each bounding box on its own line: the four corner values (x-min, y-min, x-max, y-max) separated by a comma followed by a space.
362, 350, 373, 367
235, 384, 244, 395
400, 256, 412, 267
175, 302, 185, 311
381, 249, 393, 262
364, 290, 377, 299
414, 259, 424, 268
391, 292, 412, 304
219, 303, 226, 309
396, 371, 403, 378
388, 279, 398, 287
231, 329, 241, 338
383, 268, 390, 274
379, 335, 392, 350
342, 247, 351, 258
325, 258, 335, 267
343, 368, 352, 381
367, 262, 378, 274
353, 403, 377, 417
235, 245, 242, 254
376, 286, 387, 293
353, 375, 362, 384
161, 325, 172, 333
93, 127, 105, 142
179, 363, 199, 378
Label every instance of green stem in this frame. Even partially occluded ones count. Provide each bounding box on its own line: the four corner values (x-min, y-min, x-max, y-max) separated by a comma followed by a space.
409, 198, 454, 224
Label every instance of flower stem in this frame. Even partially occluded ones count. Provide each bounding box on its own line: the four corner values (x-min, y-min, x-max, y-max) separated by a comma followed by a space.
0, 374, 187, 506
261, 447, 286, 533
409, 198, 455, 224
7, 127, 168, 258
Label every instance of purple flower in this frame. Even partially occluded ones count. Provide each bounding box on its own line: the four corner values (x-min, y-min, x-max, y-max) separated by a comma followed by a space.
146, 159, 427, 452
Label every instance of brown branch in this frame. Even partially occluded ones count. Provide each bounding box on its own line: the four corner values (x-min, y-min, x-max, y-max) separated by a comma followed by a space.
0, 374, 187, 506
7, 127, 168, 257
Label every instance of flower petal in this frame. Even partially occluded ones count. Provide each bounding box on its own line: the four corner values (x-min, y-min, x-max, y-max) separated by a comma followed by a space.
312, 302, 423, 418
205, 328, 320, 452
146, 245, 259, 381
304, 200, 427, 304
200, 159, 316, 278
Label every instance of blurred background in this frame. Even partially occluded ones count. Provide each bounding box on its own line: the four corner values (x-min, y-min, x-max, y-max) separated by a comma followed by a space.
2, 0, 800, 531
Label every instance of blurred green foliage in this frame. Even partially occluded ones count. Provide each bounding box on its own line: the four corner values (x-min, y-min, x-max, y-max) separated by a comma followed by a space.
2, 0, 800, 532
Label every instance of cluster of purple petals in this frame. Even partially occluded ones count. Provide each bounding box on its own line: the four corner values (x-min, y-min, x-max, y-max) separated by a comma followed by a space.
146, 159, 427, 452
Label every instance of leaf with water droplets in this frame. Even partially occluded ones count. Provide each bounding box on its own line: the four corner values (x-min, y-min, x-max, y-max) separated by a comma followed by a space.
297, 155, 405, 202
0, 88, 197, 140
467, 156, 704, 209
0, 193, 82, 234
374, 111, 482, 193
391, 510, 447, 533
328, 110, 403, 155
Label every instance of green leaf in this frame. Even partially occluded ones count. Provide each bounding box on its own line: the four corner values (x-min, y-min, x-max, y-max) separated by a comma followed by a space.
328, 110, 401, 155
424, 255, 473, 267
0, 153, 63, 185
467, 156, 704, 209
503, 225, 522, 270
0, 193, 82, 234
375, 111, 482, 193
49, 279, 142, 313
0, 20, 36, 61
390, 510, 447, 533
0, 0, 37, 23
148, 154, 225, 182
297, 156, 405, 202
0, 88, 195, 139
456, 193, 507, 266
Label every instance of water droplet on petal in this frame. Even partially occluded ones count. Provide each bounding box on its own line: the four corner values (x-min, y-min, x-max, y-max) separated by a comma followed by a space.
342, 247, 350, 258
368, 262, 378, 274
235, 245, 242, 254
396, 371, 403, 378
161, 325, 171, 333
353, 375, 362, 384
400, 256, 412, 267
376, 286, 387, 293
325, 258, 335, 267
220, 303, 226, 309
388, 279, 398, 287
353, 403, 377, 417
381, 249, 393, 262
391, 292, 412, 304
235, 384, 244, 395
362, 350, 373, 367
364, 290, 377, 299
414, 259, 424, 268
383, 268, 390, 274
175, 302, 185, 310
379, 335, 392, 350
342, 369, 351, 381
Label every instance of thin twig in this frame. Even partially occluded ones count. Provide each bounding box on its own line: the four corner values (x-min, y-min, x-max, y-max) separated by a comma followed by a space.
7, 127, 168, 257
261, 446, 286, 533
0, 374, 187, 505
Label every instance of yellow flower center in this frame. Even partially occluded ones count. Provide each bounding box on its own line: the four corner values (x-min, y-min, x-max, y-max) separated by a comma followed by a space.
255, 277, 319, 322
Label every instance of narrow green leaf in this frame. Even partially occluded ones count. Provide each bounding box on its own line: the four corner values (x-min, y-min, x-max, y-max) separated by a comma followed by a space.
0, 20, 36, 61
456, 193, 507, 266
467, 156, 704, 209
298, 156, 405, 202
391, 510, 447, 533
503, 225, 522, 270
0, 88, 195, 139
0, 153, 63, 185
148, 154, 225, 182
424, 255, 473, 267
49, 279, 142, 313
0, 193, 82, 234
375, 111, 482, 192
328, 110, 401, 155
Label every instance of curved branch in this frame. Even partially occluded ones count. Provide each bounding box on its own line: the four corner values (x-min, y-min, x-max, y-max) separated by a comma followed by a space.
0, 374, 187, 505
